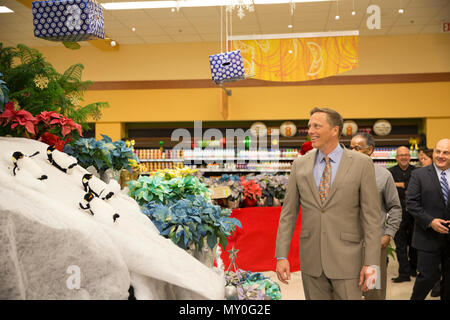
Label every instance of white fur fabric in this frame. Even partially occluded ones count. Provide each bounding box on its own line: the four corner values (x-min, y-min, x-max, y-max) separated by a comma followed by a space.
0, 137, 225, 300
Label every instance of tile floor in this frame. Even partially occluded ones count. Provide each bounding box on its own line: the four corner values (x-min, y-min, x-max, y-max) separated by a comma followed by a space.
263, 255, 440, 300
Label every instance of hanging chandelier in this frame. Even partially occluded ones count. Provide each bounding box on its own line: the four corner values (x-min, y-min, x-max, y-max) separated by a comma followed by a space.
226, 0, 255, 19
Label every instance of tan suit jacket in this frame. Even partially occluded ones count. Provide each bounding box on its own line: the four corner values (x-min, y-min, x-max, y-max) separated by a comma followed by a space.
275, 147, 381, 279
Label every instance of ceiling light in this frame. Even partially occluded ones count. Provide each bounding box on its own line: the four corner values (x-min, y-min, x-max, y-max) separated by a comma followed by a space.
0, 6, 14, 13
131, 27, 136, 32
351, 11, 356, 16
288, 49, 293, 54
288, 24, 293, 28
335, 15, 340, 20
398, 8, 404, 14
229, 30, 359, 40
102, 0, 333, 11
110, 40, 117, 47
171, 7, 176, 12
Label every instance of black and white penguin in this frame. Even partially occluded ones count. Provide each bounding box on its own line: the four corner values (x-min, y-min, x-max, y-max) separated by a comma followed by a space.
82, 173, 114, 200
46, 145, 78, 173
79, 192, 120, 224
12, 151, 48, 180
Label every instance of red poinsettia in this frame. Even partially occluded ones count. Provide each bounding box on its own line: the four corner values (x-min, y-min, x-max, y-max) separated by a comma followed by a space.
240, 176, 262, 201
35, 110, 61, 125
38, 132, 71, 151
0, 101, 37, 135
49, 115, 82, 137
300, 141, 313, 155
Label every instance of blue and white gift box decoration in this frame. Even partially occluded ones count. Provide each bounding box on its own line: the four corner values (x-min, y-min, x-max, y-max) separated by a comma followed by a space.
32, 0, 105, 42
209, 50, 245, 84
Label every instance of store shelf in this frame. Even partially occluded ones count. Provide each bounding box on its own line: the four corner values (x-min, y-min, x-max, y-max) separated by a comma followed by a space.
371, 157, 418, 160
140, 159, 185, 162
193, 169, 291, 173
139, 157, 298, 162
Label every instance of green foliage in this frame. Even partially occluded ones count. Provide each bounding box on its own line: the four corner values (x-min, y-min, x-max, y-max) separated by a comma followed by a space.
62, 42, 81, 50
63, 134, 138, 174
0, 43, 108, 131
128, 172, 210, 206
0, 72, 9, 111
387, 242, 396, 260
142, 195, 241, 250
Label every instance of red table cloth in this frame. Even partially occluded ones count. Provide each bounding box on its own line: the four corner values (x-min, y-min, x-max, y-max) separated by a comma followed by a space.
220, 206, 302, 272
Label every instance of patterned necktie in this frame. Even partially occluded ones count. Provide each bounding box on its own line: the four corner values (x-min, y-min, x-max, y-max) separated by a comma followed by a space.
319, 155, 331, 204
441, 171, 449, 205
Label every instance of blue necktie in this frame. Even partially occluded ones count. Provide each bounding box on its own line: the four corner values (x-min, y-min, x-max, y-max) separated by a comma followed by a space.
441, 171, 449, 205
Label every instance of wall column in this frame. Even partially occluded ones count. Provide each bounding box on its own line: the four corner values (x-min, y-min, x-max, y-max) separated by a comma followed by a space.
425, 117, 450, 148
95, 122, 125, 141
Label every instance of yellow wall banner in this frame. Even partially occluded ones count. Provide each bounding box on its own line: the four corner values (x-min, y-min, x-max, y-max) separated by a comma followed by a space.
232, 36, 358, 82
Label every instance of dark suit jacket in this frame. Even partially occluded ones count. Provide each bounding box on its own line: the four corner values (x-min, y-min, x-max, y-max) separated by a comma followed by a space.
406, 165, 450, 252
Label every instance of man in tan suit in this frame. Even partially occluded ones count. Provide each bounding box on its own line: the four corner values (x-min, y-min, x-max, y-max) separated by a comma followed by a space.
275, 107, 381, 300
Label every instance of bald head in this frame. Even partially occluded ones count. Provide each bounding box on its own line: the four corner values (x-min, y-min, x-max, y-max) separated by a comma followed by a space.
395, 146, 411, 170
433, 139, 450, 171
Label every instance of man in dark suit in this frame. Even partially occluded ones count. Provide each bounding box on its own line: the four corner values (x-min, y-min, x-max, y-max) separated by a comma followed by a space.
406, 138, 450, 300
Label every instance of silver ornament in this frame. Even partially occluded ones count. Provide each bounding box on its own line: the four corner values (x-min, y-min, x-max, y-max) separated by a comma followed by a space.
225, 285, 238, 300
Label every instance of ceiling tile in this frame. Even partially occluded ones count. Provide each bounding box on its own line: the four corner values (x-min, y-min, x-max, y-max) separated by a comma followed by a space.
254, 3, 292, 15
162, 25, 198, 35
171, 33, 203, 43
0, 1, 446, 47
396, 15, 434, 26
408, 0, 450, 7
112, 36, 145, 44
140, 34, 174, 43
180, 7, 220, 18
387, 24, 426, 34
109, 9, 150, 21
420, 24, 443, 33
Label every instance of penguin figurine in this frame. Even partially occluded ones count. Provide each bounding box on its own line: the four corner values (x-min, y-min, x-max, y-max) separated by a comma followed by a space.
82, 173, 114, 200
46, 145, 78, 173
12, 151, 48, 180
79, 192, 120, 224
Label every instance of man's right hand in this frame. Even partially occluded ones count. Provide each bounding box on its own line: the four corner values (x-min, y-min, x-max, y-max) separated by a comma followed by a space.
430, 218, 450, 234
276, 259, 291, 284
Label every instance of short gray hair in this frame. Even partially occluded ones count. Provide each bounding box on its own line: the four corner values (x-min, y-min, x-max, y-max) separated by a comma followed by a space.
352, 132, 376, 148
310, 107, 343, 135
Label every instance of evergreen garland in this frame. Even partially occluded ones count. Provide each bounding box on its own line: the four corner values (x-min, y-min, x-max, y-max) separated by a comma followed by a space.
0, 43, 108, 132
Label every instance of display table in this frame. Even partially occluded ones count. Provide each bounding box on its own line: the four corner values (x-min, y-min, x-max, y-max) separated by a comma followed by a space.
220, 206, 301, 272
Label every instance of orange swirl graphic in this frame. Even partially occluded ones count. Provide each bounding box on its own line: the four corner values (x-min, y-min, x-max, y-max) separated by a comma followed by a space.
233, 36, 358, 82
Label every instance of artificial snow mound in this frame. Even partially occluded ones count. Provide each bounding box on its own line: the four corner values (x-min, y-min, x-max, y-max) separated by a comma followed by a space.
0, 137, 225, 300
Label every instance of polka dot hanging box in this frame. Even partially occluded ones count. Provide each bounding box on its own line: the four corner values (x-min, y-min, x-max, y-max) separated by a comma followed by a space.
32, 0, 105, 42
209, 50, 245, 85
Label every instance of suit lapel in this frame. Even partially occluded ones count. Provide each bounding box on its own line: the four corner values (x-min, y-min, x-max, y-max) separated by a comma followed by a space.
322, 148, 353, 207
305, 149, 322, 207
428, 166, 446, 206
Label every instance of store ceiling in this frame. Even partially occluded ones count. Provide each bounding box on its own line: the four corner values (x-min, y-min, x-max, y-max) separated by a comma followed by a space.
0, 0, 449, 48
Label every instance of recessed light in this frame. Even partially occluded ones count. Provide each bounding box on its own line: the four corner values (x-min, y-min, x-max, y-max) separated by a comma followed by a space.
110, 40, 117, 47
0, 6, 13, 13
131, 27, 136, 32
398, 8, 404, 14
171, 7, 176, 12
288, 49, 293, 54
288, 24, 293, 28
335, 15, 340, 20
351, 11, 356, 16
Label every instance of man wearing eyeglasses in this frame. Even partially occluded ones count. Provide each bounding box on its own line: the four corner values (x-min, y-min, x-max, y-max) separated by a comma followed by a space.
389, 146, 417, 283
